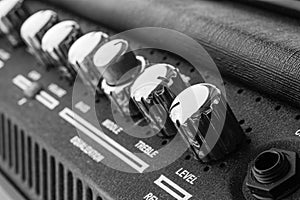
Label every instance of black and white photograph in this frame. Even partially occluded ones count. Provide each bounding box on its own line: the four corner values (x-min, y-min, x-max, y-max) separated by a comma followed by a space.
0, 0, 300, 199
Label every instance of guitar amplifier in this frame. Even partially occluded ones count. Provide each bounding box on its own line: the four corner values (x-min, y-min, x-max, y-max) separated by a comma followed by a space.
0, 0, 300, 200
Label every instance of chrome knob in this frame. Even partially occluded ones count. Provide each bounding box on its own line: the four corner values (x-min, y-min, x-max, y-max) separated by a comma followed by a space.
41, 20, 82, 80
130, 63, 188, 137
20, 10, 59, 64
93, 39, 146, 117
0, 0, 29, 46
169, 83, 245, 162
68, 31, 109, 95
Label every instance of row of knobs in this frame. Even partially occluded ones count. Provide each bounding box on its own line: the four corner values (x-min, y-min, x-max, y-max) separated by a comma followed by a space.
0, 0, 245, 163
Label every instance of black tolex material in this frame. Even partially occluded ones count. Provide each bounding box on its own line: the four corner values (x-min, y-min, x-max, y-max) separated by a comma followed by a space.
0, 1, 299, 200
234, 0, 300, 19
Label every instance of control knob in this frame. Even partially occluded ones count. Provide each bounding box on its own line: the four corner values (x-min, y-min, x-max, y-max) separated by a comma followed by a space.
41, 20, 82, 80
130, 63, 189, 137
20, 10, 59, 64
68, 31, 109, 95
0, 0, 29, 46
93, 39, 147, 117
169, 83, 245, 162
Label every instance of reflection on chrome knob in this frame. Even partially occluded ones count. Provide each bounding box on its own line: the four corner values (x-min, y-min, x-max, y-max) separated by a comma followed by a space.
131, 63, 189, 137
41, 20, 82, 80
93, 39, 146, 117
21, 10, 59, 64
0, 0, 29, 46
169, 83, 245, 162
68, 31, 109, 95
94, 39, 141, 86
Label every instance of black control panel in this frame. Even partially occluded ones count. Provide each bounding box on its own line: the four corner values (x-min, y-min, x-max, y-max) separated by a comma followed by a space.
0, 1, 300, 200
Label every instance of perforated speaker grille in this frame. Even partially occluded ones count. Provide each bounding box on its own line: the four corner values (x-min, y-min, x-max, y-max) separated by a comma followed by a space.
0, 113, 105, 200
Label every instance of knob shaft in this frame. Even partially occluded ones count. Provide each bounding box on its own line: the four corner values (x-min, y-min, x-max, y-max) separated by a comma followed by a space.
0, 0, 29, 46
41, 20, 82, 80
21, 10, 59, 64
169, 83, 245, 162
131, 63, 188, 137
68, 31, 109, 95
